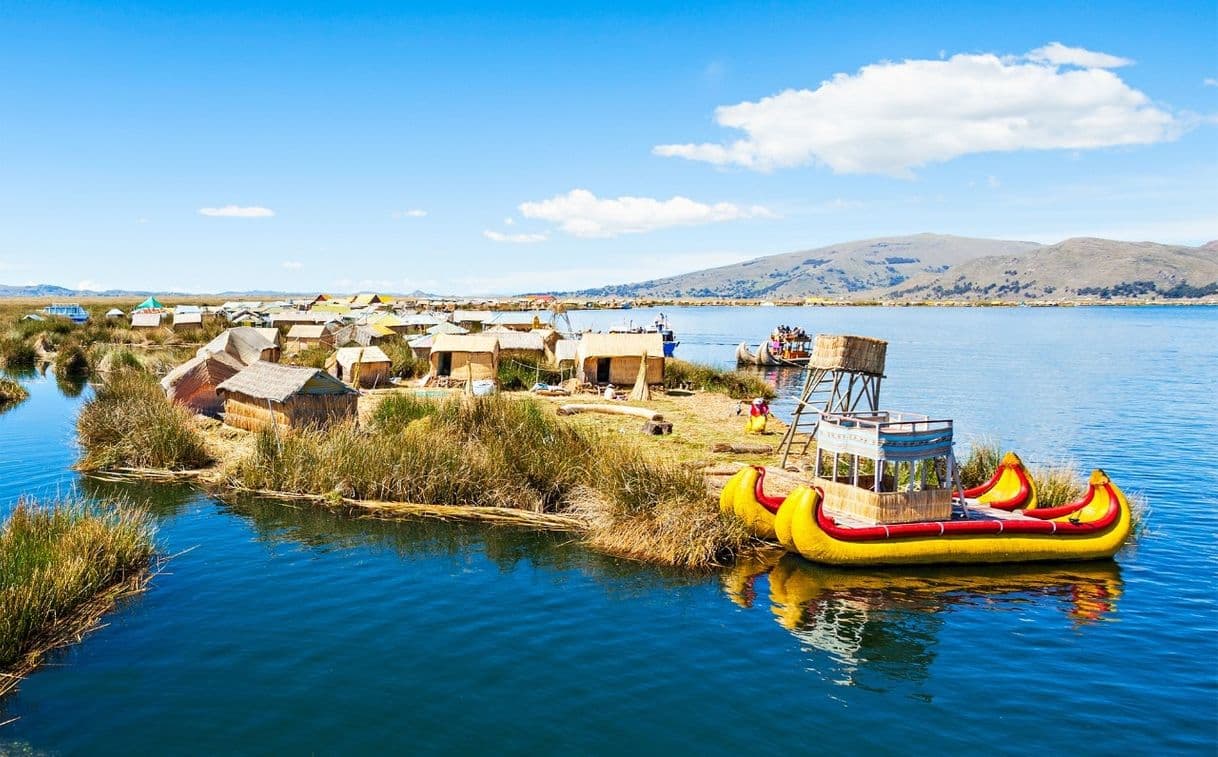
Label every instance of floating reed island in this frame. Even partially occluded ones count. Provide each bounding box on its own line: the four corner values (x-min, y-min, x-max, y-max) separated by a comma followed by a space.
76, 365, 774, 568
0, 499, 156, 697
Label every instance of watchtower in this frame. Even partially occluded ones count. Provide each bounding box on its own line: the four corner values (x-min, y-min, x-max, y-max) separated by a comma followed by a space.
777, 334, 887, 467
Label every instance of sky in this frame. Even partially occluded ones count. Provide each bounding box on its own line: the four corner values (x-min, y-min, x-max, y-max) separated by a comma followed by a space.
1, 0, 1215, 294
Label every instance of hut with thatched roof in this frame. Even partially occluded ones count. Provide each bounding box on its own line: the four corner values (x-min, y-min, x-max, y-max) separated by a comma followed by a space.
160, 352, 244, 416
576, 333, 665, 386
216, 362, 357, 432
550, 339, 578, 370
491, 330, 547, 362
172, 307, 203, 332
326, 346, 391, 388
286, 324, 333, 352
198, 327, 281, 366
131, 311, 164, 329
429, 334, 499, 382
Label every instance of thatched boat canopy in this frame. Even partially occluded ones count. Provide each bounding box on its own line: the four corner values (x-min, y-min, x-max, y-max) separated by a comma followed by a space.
198, 327, 280, 366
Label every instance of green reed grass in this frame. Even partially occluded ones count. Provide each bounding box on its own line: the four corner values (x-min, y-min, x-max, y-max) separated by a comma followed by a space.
958, 439, 1002, 489
0, 500, 155, 682
664, 359, 776, 400
233, 393, 744, 567
76, 369, 212, 471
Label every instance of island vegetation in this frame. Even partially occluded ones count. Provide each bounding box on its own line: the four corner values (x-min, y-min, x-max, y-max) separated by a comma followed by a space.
0, 500, 156, 696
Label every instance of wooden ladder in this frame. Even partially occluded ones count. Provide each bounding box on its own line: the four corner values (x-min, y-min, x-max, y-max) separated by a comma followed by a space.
777, 366, 883, 467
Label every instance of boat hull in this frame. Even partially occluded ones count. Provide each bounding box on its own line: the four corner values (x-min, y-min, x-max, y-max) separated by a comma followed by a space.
723, 467, 1134, 566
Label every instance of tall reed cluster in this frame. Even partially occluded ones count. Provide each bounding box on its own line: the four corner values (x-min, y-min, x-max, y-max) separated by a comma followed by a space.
0, 377, 28, 408
0, 500, 155, 689
664, 359, 776, 400
232, 393, 748, 567
76, 368, 212, 471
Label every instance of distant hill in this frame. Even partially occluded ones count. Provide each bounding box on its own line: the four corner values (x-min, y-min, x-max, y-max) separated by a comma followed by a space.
570, 234, 1043, 298
887, 238, 1218, 301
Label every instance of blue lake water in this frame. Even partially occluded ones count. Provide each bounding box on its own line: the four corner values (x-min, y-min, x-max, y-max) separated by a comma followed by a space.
1, 306, 1216, 754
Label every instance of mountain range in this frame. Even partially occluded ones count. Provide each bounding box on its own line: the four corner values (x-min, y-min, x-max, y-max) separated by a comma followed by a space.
571, 234, 1218, 301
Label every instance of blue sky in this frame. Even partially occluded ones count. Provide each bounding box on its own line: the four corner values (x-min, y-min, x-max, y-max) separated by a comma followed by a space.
1, 0, 1215, 294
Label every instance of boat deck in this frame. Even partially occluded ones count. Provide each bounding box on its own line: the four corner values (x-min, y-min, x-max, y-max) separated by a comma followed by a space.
826, 498, 1041, 529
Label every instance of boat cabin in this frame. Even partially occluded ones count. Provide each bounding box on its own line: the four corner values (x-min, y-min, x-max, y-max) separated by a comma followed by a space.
813, 411, 963, 525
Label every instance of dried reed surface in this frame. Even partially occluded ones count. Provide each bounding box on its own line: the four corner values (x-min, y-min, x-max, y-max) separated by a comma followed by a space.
230, 393, 752, 567
664, 359, 777, 400
0, 378, 28, 409
76, 369, 213, 472
0, 500, 156, 697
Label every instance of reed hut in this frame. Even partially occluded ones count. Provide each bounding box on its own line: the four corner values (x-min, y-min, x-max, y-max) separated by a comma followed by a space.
104, 308, 125, 319
407, 334, 434, 360
160, 352, 243, 416
131, 311, 164, 329
576, 333, 665, 386
327, 345, 392, 388
429, 334, 499, 381
492, 330, 547, 362
286, 324, 332, 351
172, 309, 203, 332
254, 327, 282, 349
216, 362, 357, 432
198, 327, 280, 366
550, 339, 578, 370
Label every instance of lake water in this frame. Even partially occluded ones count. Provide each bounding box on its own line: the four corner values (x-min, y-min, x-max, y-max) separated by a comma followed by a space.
1, 306, 1216, 754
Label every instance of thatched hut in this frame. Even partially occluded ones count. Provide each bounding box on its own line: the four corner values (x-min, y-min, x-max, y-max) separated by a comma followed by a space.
216, 362, 357, 432
172, 309, 203, 332
327, 346, 391, 388
576, 333, 665, 386
286, 324, 332, 351
491, 330, 547, 362
131, 311, 164, 329
407, 334, 434, 360
160, 352, 243, 416
550, 339, 578, 370
198, 327, 281, 366
429, 334, 499, 381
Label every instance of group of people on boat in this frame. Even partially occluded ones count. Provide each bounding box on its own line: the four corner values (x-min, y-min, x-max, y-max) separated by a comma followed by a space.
769, 325, 809, 351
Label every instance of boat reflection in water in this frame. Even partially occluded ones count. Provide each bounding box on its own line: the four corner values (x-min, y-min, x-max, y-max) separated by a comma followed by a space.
722, 553, 1122, 687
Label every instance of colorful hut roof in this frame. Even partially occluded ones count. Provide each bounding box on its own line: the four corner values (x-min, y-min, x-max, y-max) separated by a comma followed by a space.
135, 296, 165, 310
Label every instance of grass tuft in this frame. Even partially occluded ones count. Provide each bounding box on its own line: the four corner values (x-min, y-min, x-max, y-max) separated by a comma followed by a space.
664, 359, 776, 400
76, 369, 212, 471
958, 439, 1002, 489
0, 499, 155, 690
0, 377, 29, 408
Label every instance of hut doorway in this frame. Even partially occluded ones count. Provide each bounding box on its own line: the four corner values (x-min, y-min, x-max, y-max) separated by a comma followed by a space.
596, 358, 611, 384
437, 352, 452, 377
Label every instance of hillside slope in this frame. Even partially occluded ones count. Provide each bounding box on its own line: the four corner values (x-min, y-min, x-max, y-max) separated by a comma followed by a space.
887, 238, 1218, 301
573, 234, 1042, 298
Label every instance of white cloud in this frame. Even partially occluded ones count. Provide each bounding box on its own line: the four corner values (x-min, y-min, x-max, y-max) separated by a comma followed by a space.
1205, 78, 1218, 88
654, 45, 1182, 177
281, 261, 303, 270
987, 175, 1001, 189
76, 280, 101, 291
392, 208, 428, 219
517, 188, 775, 239
136, 217, 149, 224
483, 230, 549, 244
503, 217, 515, 225
199, 205, 275, 218
1027, 42, 1132, 69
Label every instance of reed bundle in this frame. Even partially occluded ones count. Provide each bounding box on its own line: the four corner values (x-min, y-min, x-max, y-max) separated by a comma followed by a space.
808, 334, 887, 375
